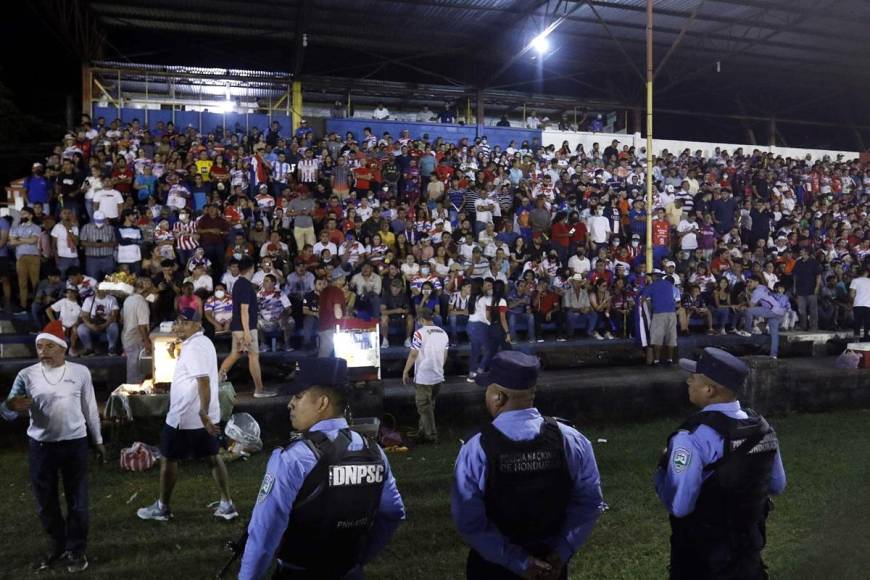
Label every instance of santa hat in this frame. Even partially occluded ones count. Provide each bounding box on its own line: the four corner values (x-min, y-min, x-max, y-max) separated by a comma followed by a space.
36, 320, 67, 349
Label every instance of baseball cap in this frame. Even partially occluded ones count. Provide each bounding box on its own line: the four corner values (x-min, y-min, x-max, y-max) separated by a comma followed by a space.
679, 347, 749, 395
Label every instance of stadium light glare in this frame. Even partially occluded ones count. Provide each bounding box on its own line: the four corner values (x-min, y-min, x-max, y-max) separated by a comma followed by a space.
216, 100, 234, 114
530, 32, 551, 55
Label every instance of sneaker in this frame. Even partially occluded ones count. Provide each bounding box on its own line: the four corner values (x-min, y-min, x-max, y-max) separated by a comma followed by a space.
536, 338, 545, 343
719, 328, 727, 336
137, 500, 172, 522
284, 344, 295, 352
32, 550, 65, 572
381, 337, 390, 349
527, 338, 536, 344
604, 332, 614, 339
734, 330, 752, 337
593, 332, 604, 340
65, 552, 89, 574
212, 501, 239, 521
556, 336, 567, 342
253, 390, 278, 398
466, 372, 477, 383
403, 337, 412, 348
259, 344, 270, 353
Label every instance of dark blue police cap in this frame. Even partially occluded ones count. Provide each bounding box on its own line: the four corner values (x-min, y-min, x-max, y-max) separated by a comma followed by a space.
679, 347, 748, 395
284, 357, 348, 396
475, 351, 540, 390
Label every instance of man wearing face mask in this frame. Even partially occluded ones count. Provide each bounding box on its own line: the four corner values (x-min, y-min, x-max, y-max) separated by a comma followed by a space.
121, 277, 154, 383
586, 204, 612, 253
174, 209, 198, 268
79, 211, 117, 282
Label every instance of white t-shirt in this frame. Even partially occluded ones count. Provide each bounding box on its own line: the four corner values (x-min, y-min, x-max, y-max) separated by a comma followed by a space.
677, 220, 699, 250
50, 223, 80, 259
411, 325, 449, 385
92, 188, 124, 219
221, 272, 240, 293
850, 276, 870, 307
81, 294, 118, 324
166, 331, 220, 429
587, 215, 611, 244
474, 198, 495, 224
121, 293, 149, 346
51, 298, 82, 328
568, 255, 591, 276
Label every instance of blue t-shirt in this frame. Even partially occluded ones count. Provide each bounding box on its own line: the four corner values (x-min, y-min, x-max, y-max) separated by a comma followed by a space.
230, 277, 258, 332
0, 218, 9, 257
24, 176, 51, 205
642, 279, 677, 313
419, 154, 436, 177
135, 175, 158, 201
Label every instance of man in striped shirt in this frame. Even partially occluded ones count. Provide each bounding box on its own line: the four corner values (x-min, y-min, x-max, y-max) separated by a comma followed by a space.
79, 212, 117, 281
296, 149, 320, 188
271, 151, 291, 193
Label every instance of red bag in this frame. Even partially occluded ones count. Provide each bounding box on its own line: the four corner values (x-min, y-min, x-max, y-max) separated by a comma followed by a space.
119, 442, 158, 472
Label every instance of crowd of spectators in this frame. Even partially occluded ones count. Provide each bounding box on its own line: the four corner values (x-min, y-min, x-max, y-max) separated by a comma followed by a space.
4, 113, 870, 365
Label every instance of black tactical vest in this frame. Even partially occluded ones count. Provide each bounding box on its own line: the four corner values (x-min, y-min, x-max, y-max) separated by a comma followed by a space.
276, 429, 386, 579
480, 417, 572, 556
665, 410, 779, 580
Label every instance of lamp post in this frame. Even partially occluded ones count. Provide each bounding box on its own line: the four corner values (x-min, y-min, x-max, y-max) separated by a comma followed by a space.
645, 0, 654, 274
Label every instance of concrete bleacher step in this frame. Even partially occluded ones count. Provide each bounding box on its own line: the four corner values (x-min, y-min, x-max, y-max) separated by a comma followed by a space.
0, 321, 31, 359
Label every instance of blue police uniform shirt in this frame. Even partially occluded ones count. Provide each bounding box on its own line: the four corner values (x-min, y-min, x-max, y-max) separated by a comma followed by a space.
654, 401, 787, 518
239, 417, 406, 580
451, 408, 605, 575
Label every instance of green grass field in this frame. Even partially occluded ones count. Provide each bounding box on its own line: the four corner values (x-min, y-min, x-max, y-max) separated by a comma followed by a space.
1, 409, 869, 579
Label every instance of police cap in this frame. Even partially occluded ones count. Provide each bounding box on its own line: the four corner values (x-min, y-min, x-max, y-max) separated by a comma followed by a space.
679, 347, 748, 395
475, 351, 540, 391
284, 357, 349, 396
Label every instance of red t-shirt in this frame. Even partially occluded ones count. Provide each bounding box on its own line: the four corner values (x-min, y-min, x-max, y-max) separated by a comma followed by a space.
550, 222, 571, 248
652, 219, 670, 247
318, 286, 346, 331
353, 167, 372, 190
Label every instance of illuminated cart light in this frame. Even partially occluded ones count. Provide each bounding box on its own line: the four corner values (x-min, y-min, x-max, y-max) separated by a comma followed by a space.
333, 320, 381, 381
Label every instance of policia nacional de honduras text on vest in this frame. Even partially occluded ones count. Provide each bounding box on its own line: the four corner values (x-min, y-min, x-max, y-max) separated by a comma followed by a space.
474, 417, 572, 578
276, 428, 385, 579
662, 409, 779, 580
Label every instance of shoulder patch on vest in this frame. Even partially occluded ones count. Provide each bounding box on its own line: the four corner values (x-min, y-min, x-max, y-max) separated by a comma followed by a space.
672, 447, 691, 473
257, 473, 275, 503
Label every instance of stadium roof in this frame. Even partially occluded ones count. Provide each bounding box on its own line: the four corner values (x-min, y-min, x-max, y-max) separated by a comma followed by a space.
38, 1, 870, 145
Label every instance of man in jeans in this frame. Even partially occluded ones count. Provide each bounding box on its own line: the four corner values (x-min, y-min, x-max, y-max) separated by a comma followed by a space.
402, 308, 449, 444
737, 276, 786, 359
9, 206, 42, 313
563, 274, 600, 339
791, 247, 821, 331
79, 212, 117, 282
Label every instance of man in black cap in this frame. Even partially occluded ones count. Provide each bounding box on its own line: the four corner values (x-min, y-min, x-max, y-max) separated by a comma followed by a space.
239, 357, 405, 579
655, 347, 787, 579
452, 351, 605, 579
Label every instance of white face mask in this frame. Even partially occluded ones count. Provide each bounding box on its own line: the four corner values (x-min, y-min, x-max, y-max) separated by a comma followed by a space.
215, 290, 226, 299
631, 241, 640, 247
420, 267, 430, 275
180, 214, 189, 222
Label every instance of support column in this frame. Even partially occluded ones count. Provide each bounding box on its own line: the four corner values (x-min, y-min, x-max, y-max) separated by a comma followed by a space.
768, 117, 777, 147
476, 90, 485, 136
291, 80, 303, 133
81, 63, 92, 118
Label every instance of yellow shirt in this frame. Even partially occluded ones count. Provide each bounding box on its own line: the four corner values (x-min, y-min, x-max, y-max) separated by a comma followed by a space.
195, 160, 213, 181
379, 229, 396, 250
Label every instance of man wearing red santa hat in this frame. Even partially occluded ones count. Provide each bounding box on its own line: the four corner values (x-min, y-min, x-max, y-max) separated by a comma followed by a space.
1, 320, 105, 574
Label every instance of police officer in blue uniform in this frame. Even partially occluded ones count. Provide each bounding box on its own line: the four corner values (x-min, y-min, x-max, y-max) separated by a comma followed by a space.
452, 351, 605, 580
239, 357, 405, 580
655, 347, 787, 579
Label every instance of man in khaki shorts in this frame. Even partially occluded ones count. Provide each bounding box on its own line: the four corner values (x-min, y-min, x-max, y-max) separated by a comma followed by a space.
219, 256, 275, 398
642, 269, 679, 365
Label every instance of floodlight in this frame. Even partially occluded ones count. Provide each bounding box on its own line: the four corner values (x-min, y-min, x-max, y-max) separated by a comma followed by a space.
530, 33, 550, 54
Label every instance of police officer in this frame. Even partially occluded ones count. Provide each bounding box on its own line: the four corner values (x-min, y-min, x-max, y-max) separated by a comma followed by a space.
452, 351, 605, 580
239, 357, 405, 579
655, 347, 787, 579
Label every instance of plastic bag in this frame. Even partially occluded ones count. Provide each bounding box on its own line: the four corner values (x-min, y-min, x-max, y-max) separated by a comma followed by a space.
378, 413, 404, 448
120, 442, 160, 472
835, 349, 861, 369
225, 413, 263, 453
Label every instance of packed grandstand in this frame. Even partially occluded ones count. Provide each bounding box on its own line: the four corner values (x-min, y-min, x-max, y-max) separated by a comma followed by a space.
6, 114, 869, 356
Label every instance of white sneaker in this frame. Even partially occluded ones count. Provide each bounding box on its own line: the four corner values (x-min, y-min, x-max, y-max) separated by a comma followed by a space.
403, 337, 412, 348
253, 390, 278, 398
466, 372, 477, 383
593, 332, 604, 340
604, 332, 614, 340
137, 500, 172, 522
735, 330, 752, 337
211, 501, 239, 521
381, 337, 390, 349
719, 328, 727, 335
